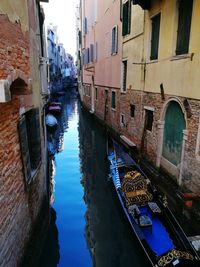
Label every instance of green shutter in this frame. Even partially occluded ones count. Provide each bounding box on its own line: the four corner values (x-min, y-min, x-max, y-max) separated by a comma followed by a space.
18, 116, 32, 185
150, 13, 161, 60
122, 1, 131, 36
176, 0, 193, 55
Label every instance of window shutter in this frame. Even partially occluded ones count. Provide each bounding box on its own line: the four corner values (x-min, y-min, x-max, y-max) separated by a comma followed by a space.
18, 116, 32, 185
111, 91, 116, 109
26, 108, 41, 170
111, 26, 118, 54
122, 1, 128, 36
111, 27, 115, 54
83, 17, 88, 35
176, 0, 193, 55
150, 13, 161, 60
87, 48, 90, 63
122, 0, 131, 36
78, 30, 82, 45
115, 26, 118, 53
90, 44, 94, 62
128, 0, 132, 34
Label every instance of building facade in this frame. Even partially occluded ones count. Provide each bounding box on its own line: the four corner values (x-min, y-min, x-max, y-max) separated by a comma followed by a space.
127, 0, 200, 193
79, 0, 122, 132
47, 24, 59, 81
0, 0, 49, 266
78, 0, 200, 194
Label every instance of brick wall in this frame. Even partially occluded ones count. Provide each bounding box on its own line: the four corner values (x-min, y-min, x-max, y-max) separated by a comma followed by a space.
120, 89, 200, 193
82, 83, 200, 193
0, 15, 47, 267
0, 15, 30, 80
82, 84, 121, 133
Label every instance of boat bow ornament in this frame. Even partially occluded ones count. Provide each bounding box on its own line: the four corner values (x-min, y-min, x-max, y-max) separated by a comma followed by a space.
158, 249, 194, 267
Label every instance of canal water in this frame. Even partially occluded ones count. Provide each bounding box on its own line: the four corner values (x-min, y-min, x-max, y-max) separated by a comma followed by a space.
39, 93, 151, 267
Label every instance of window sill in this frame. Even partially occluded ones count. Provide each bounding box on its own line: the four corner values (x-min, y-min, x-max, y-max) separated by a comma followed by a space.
170, 53, 193, 61
111, 108, 116, 112
146, 59, 158, 64
120, 90, 127, 94
111, 52, 118, 56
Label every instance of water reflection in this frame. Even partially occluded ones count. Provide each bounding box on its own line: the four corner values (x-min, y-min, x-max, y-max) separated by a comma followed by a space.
78, 108, 151, 267
40, 92, 151, 267
40, 92, 200, 266
47, 92, 77, 204
39, 208, 60, 267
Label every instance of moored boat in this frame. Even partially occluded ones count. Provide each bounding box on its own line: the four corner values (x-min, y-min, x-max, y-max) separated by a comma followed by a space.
45, 113, 58, 127
48, 102, 62, 115
107, 137, 200, 267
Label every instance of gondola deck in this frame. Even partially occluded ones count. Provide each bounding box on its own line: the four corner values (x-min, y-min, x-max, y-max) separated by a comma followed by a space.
107, 137, 200, 267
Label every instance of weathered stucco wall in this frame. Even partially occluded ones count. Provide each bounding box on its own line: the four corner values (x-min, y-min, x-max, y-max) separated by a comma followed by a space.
143, 0, 200, 99
0, 0, 29, 32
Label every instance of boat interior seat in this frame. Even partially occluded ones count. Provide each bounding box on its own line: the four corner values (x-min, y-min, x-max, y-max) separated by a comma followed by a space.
121, 170, 153, 207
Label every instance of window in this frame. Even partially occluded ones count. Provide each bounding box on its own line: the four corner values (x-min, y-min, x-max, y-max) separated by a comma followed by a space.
90, 44, 94, 62
150, 13, 161, 60
85, 85, 91, 96
95, 87, 98, 100
120, 113, 125, 127
111, 26, 118, 54
130, 104, 135, 118
83, 48, 90, 65
122, 0, 131, 36
87, 48, 90, 63
83, 17, 88, 35
145, 110, 153, 131
78, 30, 82, 45
18, 108, 41, 185
122, 60, 127, 92
176, 0, 193, 55
111, 91, 116, 109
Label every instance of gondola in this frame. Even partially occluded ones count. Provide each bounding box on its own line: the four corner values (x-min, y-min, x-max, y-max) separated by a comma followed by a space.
107, 137, 200, 267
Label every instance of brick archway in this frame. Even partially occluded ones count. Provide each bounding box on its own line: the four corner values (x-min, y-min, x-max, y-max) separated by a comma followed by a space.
0, 70, 30, 103
156, 97, 188, 185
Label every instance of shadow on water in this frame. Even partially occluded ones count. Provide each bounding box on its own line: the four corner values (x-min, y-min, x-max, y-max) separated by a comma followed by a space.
39, 208, 60, 267
39, 90, 152, 267
78, 108, 152, 267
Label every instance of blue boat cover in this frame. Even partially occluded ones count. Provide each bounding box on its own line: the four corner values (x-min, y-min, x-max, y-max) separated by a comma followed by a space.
140, 207, 175, 256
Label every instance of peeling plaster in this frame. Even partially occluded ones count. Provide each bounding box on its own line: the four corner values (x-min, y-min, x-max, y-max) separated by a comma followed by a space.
0, 0, 29, 33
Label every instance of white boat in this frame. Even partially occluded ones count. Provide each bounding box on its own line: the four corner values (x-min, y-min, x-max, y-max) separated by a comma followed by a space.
45, 113, 58, 127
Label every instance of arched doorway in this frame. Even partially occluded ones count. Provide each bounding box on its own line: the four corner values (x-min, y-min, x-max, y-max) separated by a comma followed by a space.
162, 101, 186, 166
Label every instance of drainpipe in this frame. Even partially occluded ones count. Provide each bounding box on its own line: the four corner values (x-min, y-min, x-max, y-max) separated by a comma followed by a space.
178, 129, 188, 185
156, 120, 165, 167
140, 10, 146, 155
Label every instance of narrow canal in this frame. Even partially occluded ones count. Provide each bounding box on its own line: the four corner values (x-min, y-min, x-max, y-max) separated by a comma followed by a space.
39, 93, 151, 267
